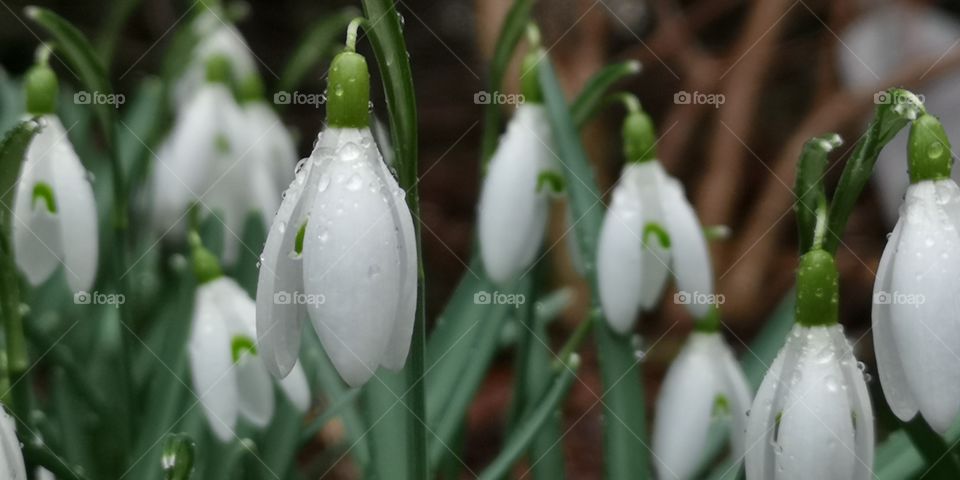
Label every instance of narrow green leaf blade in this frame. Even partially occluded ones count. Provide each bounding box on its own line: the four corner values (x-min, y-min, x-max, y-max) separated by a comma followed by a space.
571, 60, 642, 128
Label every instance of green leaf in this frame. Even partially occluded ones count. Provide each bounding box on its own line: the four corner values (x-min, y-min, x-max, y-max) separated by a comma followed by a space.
570, 60, 642, 128
476, 356, 580, 480
824, 88, 923, 254
795, 134, 841, 253
480, 0, 536, 165
278, 7, 360, 94
538, 58, 651, 479
162, 433, 196, 480
26, 7, 116, 151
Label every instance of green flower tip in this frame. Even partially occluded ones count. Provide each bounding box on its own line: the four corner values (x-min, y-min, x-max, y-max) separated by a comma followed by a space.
795, 249, 839, 327
694, 306, 721, 333
326, 50, 370, 129
908, 113, 952, 183
230, 335, 258, 363
520, 50, 544, 104
188, 231, 222, 284
25, 63, 58, 115
623, 109, 657, 163
237, 73, 264, 103
204, 54, 232, 85
31, 182, 57, 213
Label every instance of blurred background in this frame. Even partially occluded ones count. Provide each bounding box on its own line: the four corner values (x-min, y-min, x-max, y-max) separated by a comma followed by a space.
3, 0, 960, 476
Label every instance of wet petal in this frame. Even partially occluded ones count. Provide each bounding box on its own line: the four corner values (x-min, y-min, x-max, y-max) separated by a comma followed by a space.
662, 178, 713, 318
189, 282, 239, 442
278, 362, 311, 412
303, 128, 402, 387
889, 180, 960, 433
236, 353, 275, 428
872, 220, 918, 421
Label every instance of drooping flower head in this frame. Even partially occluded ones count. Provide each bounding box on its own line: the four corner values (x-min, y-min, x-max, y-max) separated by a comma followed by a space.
872, 113, 960, 433
256, 34, 417, 388
746, 250, 874, 479
187, 235, 309, 442
150, 55, 292, 264
597, 98, 713, 333
477, 38, 560, 285
173, 8, 257, 108
652, 310, 751, 480
13, 49, 98, 292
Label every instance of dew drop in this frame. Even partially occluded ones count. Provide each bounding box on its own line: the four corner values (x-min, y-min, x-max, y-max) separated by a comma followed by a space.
346, 174, 363, 191
929, 141, 946, 160
318, 174, 331, 192
368, 264, 382, 279
338, 142, 362, 162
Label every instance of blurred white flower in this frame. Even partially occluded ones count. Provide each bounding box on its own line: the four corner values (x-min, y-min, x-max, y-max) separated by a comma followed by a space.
872, 178, 960, 433
150, 61, 293, 264
652, 332, 750, 480
256, 127, 416, 388
597, 162, 712, 333
13, 115, 98, 292
746, 324, 874, 480
189, 276, 310, 442
477, 104, 556, 285
0, 410, 25, 479
173, 11, 256, 108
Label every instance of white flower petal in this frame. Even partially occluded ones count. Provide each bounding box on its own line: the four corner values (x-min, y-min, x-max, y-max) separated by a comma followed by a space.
652, 333, 721, 480
278, 362, 311, 412
303, 128, 403, 387
715, 337, 753, 463
776, 326, 857, 480
244, 102, 297, 194
597, 175, 645, 333
373, 140, 418, 371
478, 105, 553, 284
872, 219, 919, 421
662, 178, 713, 318
889, 180, 960, 433
256, 152, 320, 379
236, 353, 275, 428
189, 282, 239, 442
632, 162, 671, 310
150, 85, 232, 233
0, 410, 26, 479
44, 117, 99, 292
828, 326, 875, 480
12, 116, 74, 286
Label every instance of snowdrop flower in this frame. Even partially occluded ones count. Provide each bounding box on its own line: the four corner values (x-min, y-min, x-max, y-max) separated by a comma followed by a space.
0, 410, 26, 479
13, 57, 98, 292
189, 243, 309, 442
872, 113, 960, 434
477, 45, 560, 285
237, 74, 296, 195
150, 56, 286, 264
173, 9, 256, 108
597, 102, 712, 333
652, 323, 751, 480
746, 250, 874, 480
256, 46, 416, 388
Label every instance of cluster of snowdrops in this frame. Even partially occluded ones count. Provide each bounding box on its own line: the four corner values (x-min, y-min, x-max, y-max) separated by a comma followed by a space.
0, 3, 958, 480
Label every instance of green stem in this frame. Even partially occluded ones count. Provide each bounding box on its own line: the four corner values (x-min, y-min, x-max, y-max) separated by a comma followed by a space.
22, 440, 88, 480
794, 133, 841, 253
902, 416, 960, 478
